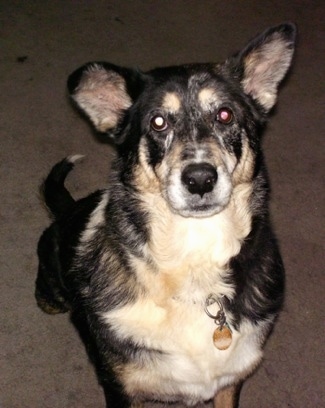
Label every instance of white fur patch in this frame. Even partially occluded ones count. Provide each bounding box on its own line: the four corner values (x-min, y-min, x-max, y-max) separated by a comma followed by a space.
148, 183, 251, 290
67, 154, 85, 164
79, 190, 109, 243
102, 299, 264, 404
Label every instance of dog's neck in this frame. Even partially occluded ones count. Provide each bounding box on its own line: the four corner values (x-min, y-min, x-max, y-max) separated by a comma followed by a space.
134, 182, 253, 303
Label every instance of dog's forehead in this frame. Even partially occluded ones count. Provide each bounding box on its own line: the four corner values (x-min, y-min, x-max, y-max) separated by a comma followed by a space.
153, 71, 224, 113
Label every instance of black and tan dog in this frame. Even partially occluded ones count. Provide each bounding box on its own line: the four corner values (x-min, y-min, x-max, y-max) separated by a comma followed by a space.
36, 24, 296, 407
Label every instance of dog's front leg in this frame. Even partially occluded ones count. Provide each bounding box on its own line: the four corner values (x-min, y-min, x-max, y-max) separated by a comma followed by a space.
213, 383, 242, 408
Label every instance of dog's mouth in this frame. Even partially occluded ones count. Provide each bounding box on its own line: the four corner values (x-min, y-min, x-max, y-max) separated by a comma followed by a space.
165, 163, 232, 218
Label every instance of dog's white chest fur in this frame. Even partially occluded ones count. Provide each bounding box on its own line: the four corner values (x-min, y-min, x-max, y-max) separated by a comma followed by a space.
101, 183, 264, 403
103, 298, 264, 403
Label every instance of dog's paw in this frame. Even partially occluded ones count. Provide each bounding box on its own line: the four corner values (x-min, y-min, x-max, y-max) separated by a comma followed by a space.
35, 290, 70, 314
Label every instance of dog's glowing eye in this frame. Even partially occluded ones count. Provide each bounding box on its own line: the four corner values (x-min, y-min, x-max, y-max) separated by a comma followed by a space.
216, 108, 233, 125
150, 115, 168, 132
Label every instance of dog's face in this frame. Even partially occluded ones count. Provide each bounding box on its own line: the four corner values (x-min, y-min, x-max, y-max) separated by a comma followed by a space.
128, 68, 258, 217
68, 24, 296, 218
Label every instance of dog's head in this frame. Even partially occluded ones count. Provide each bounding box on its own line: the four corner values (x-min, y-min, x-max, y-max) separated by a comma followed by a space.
68, 24, 296, 218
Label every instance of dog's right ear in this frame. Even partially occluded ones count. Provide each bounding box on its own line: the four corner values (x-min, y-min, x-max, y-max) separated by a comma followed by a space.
68, 62, 143, 133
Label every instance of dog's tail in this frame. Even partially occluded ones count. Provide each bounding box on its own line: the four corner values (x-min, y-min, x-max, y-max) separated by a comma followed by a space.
41, 155, 84, 219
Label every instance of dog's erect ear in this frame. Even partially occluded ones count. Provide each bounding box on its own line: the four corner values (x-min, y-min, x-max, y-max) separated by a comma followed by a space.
229, 23, 296, 111
68, 62, 143, 133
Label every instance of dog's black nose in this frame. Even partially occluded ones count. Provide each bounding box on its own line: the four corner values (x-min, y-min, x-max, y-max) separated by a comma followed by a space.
181, 163, 218, 197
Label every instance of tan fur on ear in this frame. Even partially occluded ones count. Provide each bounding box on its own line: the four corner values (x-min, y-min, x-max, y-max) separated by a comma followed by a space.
72, 64, 132, 132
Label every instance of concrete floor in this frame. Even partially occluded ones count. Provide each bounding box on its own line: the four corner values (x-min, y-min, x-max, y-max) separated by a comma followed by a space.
1, 1, 324, 407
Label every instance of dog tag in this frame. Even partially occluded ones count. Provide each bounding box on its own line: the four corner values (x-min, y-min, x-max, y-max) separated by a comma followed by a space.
213, 325, 232, 350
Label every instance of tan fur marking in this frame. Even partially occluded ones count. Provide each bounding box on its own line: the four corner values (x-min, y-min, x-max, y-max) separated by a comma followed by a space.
162, 92, 181, 113
133, 139, 161, 193
214, 384, 238, 408
198, 88, 220, 110
232, 138, 255, 185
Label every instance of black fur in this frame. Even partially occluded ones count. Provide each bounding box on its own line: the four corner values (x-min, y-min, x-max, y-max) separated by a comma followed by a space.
36, 24, 296, 407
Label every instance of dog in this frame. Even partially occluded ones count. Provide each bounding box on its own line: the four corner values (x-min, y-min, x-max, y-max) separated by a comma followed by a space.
36, 23, 296, 407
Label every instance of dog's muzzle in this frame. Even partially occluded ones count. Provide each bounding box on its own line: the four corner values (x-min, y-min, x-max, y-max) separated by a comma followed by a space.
166, 161, 232, 218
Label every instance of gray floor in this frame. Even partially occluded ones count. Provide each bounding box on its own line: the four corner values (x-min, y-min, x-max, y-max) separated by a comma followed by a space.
1, 1, 324, 407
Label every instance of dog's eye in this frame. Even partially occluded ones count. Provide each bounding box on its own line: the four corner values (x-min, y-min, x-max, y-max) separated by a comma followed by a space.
216, 107, 233, 125
150, 115, 168, 132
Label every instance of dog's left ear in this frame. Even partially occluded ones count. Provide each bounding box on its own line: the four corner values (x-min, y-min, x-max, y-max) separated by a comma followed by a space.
67, 62, 144, 133
228, 23, 297, 112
